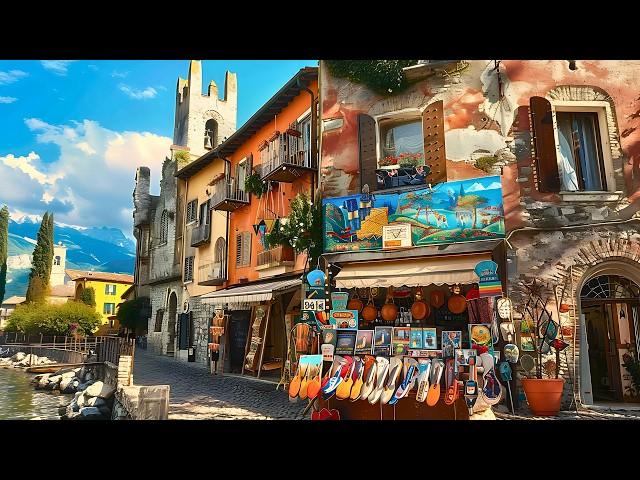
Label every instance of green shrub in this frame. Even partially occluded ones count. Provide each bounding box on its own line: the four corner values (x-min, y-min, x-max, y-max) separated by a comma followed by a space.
6, 301, 102, 336
79, 287, 96, 307
474, 156, 500, 173
325, 60, 419, 96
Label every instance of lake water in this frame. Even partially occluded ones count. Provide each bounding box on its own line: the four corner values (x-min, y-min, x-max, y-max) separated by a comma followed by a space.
0, 367, 68, 420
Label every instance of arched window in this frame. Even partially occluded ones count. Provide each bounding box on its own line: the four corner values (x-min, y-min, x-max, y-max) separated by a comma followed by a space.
159, 210, 168, 244
54, 256, 61, 266
204, 119, 218, 150
581, 275, 640, 300
214, 237, 226, 277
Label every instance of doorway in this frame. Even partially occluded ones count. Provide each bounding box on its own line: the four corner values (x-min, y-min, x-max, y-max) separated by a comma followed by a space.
227, 310, 250, 373
167, 292, 177, 357
581, 275, 640, 402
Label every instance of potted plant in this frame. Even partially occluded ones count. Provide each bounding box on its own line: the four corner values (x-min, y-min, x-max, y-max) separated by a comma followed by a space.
519, 286, 569, 416
244, 172, 269, 198
379, 155, 399, 169
398, 152, 424, 168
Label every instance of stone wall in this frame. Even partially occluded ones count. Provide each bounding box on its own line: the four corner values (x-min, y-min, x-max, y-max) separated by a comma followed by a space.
0, 345, 87, 364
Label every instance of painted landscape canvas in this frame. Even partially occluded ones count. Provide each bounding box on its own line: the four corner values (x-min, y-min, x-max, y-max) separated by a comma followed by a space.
323, 176, 505, 253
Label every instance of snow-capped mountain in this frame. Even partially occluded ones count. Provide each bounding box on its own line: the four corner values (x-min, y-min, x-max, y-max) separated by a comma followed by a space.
3, 218, 135, 299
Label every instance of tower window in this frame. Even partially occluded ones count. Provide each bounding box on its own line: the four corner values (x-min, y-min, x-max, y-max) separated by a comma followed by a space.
205, 119, 218, 149
54, 256, 61, 266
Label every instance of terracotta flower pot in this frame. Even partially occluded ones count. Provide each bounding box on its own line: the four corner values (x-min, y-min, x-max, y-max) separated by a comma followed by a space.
521, 378, 565, 416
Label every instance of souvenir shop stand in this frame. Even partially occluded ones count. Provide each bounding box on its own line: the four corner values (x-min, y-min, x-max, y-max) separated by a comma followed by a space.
298, 241, 512, 421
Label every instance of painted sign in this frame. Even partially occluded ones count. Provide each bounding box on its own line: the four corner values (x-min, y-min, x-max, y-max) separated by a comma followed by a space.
323, 176, 504, 253
302, 298, 326, 311
382, 223, 412, 249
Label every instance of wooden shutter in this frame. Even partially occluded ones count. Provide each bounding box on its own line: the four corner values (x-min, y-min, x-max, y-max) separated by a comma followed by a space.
530, 96, 561, 193
236, 233, 242, 266
242, 232, 252, 266
358, 114, 378, 192
422, 100, 447, 185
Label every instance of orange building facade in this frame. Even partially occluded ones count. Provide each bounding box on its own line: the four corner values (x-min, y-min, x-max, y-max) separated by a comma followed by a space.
176, 67, 318, 376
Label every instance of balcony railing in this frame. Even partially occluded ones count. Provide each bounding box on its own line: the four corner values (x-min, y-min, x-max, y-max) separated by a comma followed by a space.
190, 222, 211, 247
256, 245, 295, 271
210, 175, 249, 212
260, 124, 316, 183
198, 261, 225, 286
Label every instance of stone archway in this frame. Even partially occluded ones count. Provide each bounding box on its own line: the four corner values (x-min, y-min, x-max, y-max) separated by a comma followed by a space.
166, 292, 177, 357
550, 238, 640, 406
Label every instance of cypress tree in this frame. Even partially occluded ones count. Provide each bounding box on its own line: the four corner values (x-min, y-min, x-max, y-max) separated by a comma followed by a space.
0, 205, 9, 305
26, 212, 54, 303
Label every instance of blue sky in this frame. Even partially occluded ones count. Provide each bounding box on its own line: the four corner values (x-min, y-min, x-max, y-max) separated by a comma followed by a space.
0, 59, 316, 235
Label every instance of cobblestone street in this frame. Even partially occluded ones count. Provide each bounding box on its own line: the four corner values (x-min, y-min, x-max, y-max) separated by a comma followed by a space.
133, 348, 307, 420
133, 348, 640, 421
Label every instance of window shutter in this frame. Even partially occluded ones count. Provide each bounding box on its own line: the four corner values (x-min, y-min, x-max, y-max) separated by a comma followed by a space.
530, 96, 561, 193
236, 234, 242, 266
422, 100, 447, 185
358, 113, 378, 192
242, 232, 252, 266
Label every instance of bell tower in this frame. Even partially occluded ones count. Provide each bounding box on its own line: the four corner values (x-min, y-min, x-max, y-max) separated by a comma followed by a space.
172, 60, 238, 162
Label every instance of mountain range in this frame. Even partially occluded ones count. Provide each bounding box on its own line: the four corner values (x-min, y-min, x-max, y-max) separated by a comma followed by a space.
3, 218, 135, 300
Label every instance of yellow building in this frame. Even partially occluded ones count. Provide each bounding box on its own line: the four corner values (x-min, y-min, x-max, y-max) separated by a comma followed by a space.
66, 269, 134, 335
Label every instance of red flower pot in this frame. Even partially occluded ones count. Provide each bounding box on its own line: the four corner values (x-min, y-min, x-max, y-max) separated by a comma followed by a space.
521, 378, 565, 416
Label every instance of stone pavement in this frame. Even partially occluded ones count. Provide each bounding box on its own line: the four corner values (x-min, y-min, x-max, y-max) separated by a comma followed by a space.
133, 348, 308, 420
493, 404, 640, 420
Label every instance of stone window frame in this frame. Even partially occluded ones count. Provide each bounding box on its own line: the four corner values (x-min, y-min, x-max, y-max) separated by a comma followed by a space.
547, 85, 624, 203
551, 101, 617, 199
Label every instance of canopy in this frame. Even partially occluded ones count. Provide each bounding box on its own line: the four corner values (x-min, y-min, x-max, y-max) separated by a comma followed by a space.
200, 277, 301, 306
333, 253, 492, 289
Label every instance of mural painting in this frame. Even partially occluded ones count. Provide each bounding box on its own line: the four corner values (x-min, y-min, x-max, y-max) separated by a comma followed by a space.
323, 175, 504, 252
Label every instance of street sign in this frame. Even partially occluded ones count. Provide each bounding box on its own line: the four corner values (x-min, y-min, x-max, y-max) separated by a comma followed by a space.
302, 298, 326, 311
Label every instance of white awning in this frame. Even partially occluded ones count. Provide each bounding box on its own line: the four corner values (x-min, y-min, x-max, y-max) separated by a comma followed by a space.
200, 278, 301, 306
334, 253, 492, 289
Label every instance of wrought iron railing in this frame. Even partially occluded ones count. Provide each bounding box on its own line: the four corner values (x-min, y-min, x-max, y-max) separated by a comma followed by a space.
190, 222, 211, 247
198, 261, 226, 285
260, 123, 315, 179
210, 175, 249, 208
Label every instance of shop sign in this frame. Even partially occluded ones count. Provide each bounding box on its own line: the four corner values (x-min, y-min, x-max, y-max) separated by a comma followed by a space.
302, 298, 326, 311
323, 175, 505, 253
329, 309, 358, 329
382, 223, 412, 249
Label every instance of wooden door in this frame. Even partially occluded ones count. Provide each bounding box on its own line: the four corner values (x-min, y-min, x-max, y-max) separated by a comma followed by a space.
584, 304, 618, 401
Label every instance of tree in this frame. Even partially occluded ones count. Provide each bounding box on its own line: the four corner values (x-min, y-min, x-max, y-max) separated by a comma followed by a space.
0, 205, 8, 305
116, 297, 150, 335
25, 212, 54, 303
456, 194, 488, 229
79, 287, 96, 307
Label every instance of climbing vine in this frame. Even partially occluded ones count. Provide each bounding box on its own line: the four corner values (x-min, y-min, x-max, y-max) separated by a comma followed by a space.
325, 60, 420, 96
244, 172, 269, 198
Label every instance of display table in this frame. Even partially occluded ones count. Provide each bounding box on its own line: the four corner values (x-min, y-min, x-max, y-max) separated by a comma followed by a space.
316, 390, 469, 420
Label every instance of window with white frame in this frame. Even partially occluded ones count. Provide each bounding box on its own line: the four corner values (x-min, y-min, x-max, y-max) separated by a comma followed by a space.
103, 303, 115, 315
104, 284, 116, 295
554, 106, 611, 192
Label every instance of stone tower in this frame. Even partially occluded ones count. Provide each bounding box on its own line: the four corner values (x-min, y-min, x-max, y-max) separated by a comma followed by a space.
173, 60, 237, 161
50, 242, 66, 288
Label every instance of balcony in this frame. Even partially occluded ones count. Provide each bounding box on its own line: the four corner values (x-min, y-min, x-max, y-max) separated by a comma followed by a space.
190, 222, 211, 247
256, 246, 295, 273
198, 261, 225, 286
210, 175, 249, 212
259, 126, 317, 183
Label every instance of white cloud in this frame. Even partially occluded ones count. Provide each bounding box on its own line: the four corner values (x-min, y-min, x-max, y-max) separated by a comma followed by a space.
118, 83, 157, 100
111, 70, 129, 78
0, 96, 17, 104
465, 182, 486, 192
0, 118, 172, 232
0, 69, 28, 85
486, 182, 502, 190
41, 60, 75, 76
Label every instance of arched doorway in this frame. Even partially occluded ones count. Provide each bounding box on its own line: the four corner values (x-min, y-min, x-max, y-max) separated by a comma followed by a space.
580, 274, 640, 403
167, 292, 177, 357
